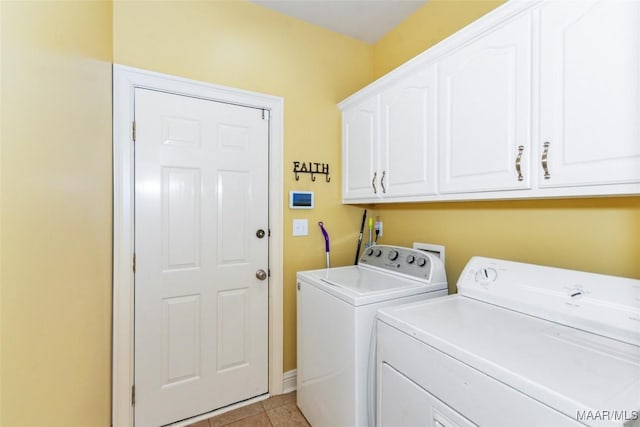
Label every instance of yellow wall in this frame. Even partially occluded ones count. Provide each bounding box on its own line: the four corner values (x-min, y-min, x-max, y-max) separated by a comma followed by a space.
0, 1, 113, 426
371, 0, 640, 289
374, 198, 640, 294
373, 0, 506, 78
113, 0, 373, 373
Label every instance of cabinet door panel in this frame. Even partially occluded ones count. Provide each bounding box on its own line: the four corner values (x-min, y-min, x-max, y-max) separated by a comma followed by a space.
342, 97, 379, 201
381, 67, 437, 198
539, 0, 640, 188
439, 12, 532, 194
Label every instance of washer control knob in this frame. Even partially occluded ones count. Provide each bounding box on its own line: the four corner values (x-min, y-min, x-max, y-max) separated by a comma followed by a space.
374, 249, 382, 257
406, 255, 415, 264
388, 250, 399, 261
366, 248, 374, 256
417, 257, 427, 267
475, 268, 497, 284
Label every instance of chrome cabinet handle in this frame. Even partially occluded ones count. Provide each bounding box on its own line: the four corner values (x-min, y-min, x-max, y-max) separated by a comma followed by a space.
380, 171, 386, 194
371, 172, 377, 194
515, 145, 524, 181
542, 142, 551, 179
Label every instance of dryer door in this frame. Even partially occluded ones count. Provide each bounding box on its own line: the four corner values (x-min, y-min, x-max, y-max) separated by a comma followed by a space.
379, 363, 474, 427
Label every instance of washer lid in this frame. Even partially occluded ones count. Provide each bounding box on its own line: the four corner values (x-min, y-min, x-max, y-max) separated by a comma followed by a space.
297, 266, 446, 306
377, 296, 640, 422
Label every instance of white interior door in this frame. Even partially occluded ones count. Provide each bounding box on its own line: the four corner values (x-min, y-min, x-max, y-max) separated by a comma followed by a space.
134, 88, 269, 427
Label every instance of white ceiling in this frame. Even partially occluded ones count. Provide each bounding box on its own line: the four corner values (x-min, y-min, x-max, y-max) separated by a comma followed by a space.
248, 0, 428, 44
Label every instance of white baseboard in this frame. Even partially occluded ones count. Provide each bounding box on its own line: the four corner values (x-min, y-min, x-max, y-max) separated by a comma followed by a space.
283, 369, 297, 393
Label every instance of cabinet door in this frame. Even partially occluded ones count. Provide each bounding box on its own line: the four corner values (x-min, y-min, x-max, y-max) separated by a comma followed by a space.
438, 11, 532, 194
342, 96, 380, 201
538, 0, 640, 188
380, 66, 438, 198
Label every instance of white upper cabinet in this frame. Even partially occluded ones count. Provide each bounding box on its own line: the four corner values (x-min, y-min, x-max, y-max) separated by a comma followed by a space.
339, 0, 640, 203
342, 66, 437, 202
537, 0, 640, 189
380, 66, 438, 199
342, 96, 379, 201
438, 11, 532, 194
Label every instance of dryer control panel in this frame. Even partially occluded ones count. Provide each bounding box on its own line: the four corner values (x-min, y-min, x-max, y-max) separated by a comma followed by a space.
358, 245, 447, 285
458, 256, 640, 346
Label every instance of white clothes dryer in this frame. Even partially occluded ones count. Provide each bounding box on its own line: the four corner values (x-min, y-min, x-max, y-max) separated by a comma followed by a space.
376, 257, 640, 427
296, 245, 448, 427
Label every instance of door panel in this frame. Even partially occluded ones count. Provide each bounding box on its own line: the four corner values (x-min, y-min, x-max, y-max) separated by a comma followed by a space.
162, 295, 201, 385
134, 88, 268, 427
218, 171, 250, 264
164, 167, 201, 269
217, 288, 250, 371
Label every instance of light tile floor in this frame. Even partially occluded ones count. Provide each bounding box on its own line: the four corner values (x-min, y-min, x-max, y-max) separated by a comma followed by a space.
188, 391, 309, 427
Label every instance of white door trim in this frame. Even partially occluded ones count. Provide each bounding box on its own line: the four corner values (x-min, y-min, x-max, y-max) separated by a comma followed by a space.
112, 64, 284, 427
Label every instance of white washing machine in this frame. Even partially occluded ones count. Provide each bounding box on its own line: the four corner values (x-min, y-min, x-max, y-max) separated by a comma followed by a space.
377, 257, 640, 427
296, 245, 448, 427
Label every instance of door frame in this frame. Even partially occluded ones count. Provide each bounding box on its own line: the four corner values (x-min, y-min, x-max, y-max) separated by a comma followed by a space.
112, 64, 284, 427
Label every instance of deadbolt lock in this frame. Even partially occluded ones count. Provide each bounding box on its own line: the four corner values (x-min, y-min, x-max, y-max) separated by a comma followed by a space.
256, 229, 266, 239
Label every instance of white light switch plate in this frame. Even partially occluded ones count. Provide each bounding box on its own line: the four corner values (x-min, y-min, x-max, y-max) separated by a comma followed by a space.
293, 219, 308, 236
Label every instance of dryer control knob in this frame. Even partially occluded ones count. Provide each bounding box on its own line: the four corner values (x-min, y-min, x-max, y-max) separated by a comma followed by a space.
374, 249, 382, 257
475, 268, 498, 284
388, 250, 399, 261
406, 255, 415, 264
417, 257, 427, 267
366, 248, 374, 256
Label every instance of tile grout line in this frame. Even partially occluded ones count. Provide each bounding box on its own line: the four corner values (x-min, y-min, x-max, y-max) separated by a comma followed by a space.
264, 409, 275, 427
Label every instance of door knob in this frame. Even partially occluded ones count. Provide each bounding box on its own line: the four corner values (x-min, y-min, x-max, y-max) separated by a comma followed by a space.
256, 269, 267, 281
256, 229, 266, 239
